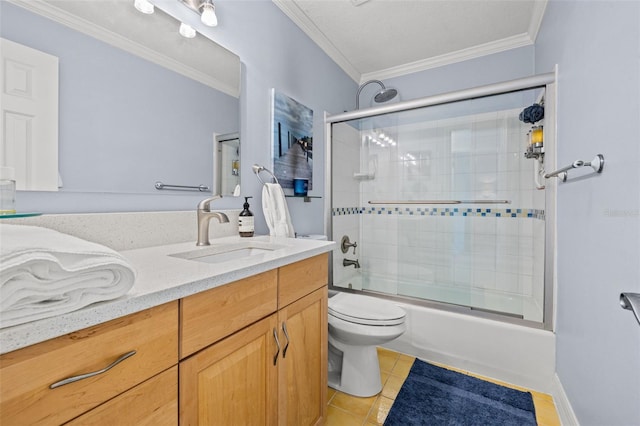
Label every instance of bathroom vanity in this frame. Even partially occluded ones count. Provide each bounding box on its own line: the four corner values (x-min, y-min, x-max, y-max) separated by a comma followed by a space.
0, 225, 332, 426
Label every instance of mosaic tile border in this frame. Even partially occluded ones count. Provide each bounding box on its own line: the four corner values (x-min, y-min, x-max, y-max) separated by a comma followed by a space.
332, 206, 545, 220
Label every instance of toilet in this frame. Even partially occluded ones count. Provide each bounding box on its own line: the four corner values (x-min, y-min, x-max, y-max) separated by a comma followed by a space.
328, 291, 407, 397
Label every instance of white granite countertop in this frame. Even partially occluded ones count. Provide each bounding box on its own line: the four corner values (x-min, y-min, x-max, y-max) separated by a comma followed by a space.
0, 235, 335, 354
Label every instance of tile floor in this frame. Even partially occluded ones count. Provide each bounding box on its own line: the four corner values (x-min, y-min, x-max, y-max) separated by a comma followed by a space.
326, 347, 561, 426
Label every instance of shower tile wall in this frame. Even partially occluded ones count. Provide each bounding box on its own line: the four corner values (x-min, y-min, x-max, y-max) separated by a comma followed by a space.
332, 110, 546, 322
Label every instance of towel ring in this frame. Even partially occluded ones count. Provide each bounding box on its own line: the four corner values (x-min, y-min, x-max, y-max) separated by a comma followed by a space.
252, 164, 279, 185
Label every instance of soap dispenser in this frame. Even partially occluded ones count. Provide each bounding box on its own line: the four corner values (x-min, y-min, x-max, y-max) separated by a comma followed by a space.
239, 196, 254, 237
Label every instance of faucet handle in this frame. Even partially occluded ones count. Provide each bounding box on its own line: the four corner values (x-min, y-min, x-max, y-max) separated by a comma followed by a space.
340, 235, 358, 254
197, 194, 222, 211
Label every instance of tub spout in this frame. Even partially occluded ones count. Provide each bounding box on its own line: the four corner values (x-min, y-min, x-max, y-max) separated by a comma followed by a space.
343, 258, 360, 269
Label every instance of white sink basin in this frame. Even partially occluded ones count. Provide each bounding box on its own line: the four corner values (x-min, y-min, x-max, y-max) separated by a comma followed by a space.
169, 241, 287, 265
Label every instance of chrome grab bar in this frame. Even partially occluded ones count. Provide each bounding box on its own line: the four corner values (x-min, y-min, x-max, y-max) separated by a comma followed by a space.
620, 293, 640, 326
155, 181, 209, 192
50, 350, 137, 389
368, 200, 511, 205
544, 154, 604, 181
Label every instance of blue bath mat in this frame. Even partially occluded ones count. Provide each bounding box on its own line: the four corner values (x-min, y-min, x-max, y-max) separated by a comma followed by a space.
384, 359, 537, 426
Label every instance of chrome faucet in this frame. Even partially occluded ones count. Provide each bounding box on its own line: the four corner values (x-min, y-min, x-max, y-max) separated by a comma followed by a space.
196, 195, 230, 246
343, 258, 360, 269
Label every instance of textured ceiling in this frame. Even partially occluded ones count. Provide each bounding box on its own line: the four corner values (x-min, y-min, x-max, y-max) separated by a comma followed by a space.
274, 0, 547, 83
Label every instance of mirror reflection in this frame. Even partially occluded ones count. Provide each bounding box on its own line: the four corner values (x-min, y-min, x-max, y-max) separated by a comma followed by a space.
0, 1, 240, 195
214, 133, 241, 196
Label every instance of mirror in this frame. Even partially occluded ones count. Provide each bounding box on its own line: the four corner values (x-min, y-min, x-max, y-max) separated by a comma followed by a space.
0, 0, 240, 194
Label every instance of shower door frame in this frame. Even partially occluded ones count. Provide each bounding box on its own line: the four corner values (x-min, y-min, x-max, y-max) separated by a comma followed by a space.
324, 71, 558, 331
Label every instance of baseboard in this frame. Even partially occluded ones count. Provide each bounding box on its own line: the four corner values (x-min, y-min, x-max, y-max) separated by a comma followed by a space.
551, 373, 580, 425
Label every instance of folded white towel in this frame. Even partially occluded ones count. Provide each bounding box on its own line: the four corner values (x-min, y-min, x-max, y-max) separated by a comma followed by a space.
0, 224, 136, 328
262, 183, 295, 238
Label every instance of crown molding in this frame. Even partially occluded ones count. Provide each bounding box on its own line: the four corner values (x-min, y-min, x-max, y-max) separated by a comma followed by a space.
272, 0, 360, 83
6, 0, 239, 97
360, 33, 534, 83
528, 0, 548, 43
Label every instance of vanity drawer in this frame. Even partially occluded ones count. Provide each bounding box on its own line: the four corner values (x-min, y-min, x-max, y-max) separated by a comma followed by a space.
278, 253, 329, 308
0, 301, 178, 426
180, 269, 278, 358
66, 366, 178, 426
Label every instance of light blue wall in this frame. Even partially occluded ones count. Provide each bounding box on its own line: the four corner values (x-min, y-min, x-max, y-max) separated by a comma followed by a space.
4, 0, 356, 237
535, 1, 640, 424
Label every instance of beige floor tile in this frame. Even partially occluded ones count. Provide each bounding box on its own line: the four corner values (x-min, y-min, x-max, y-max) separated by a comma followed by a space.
331, 392, 378, 418
391, 357, 414, 379
326, 405, 367, 426
381, 374, 405, 400
328, 387, 337, 403
377, 349, 399, 373
380, 370, 390, 386
366, 396, 395, 425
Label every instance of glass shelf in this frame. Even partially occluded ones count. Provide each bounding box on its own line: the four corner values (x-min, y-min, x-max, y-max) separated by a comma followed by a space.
0, 212, 42, 219
285, 195, 321, 203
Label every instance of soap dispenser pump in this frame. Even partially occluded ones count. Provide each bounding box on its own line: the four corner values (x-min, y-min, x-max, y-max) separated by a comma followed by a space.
239, 196, 254, 237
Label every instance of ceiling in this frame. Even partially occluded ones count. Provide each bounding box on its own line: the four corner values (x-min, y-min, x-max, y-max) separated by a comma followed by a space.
273, 0, 547, 83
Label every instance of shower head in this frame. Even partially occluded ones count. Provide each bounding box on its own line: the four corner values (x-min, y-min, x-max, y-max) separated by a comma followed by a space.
356, 79, 399, 109
374, 87, 398, 103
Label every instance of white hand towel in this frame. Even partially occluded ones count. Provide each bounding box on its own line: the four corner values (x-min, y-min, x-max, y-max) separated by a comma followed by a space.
0, 224, 136, 328
261, 183, 295, 238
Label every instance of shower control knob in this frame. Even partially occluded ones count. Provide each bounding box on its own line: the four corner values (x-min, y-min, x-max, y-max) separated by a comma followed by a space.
341, 235, 358, 254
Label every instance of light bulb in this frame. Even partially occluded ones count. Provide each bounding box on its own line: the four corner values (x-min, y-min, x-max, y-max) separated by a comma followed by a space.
200, 3, 218, 27
179, 22, 196, 38
134, 0, 154, 14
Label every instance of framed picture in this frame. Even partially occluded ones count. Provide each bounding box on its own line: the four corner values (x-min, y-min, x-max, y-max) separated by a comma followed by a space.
271, 89, 313, 191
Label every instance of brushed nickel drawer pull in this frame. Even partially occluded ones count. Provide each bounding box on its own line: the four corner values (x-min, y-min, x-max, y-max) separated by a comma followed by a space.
273, 328, 281, 366
281, 322, 290, 358
49, 350, 137, 389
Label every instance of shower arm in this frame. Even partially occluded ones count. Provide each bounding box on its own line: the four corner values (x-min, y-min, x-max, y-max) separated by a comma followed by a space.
355, 80, 385, 109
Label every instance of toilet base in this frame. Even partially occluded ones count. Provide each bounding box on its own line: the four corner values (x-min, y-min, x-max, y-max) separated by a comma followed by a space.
328, 339, 383, 397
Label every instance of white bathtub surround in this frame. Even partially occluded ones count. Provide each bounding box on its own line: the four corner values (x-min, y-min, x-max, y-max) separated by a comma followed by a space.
382, 301, 555, 393
0, 224, 136, 328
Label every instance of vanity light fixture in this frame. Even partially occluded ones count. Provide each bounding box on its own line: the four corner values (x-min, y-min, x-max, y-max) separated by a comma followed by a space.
180, 0, 218, 27
179, 22, 196, 38
134, 0, 154, 14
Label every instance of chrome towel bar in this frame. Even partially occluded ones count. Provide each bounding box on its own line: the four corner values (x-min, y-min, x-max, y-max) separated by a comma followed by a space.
545, 154, 604, 181
155, 181, 209, 192
252, 164, 280, 185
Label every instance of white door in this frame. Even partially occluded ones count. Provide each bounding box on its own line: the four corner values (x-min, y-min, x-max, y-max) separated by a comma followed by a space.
0, 37, 59, 191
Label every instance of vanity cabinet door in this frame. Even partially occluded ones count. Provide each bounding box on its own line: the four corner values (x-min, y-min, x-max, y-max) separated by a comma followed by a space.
0, 301, 178, 426
179, 314, 279, 426
277, 286, 328, 426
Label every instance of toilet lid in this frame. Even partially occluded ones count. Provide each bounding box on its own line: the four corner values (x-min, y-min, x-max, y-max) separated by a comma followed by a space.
329, 293, 406, 326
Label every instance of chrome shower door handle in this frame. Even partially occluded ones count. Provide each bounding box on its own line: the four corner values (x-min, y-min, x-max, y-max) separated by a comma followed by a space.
620, 293, 640, 326
273, 328, 281, 366
49, 350, 137, 389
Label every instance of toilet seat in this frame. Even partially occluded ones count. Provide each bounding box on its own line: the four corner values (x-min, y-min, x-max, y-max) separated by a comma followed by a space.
329, 293, 406, 326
